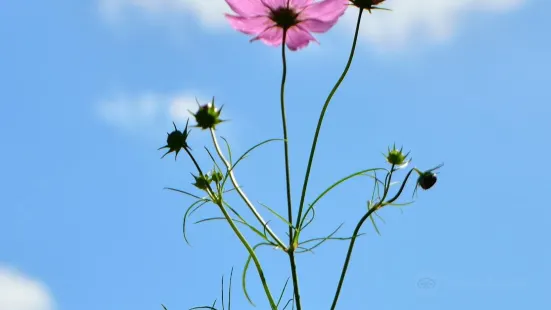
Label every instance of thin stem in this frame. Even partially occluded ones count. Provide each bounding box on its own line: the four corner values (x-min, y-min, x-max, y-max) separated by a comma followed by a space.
280, 30, 302, 310
184, 148, 278, 309
331, 166, 418, 310
295, 9, 364, 236
329, 203, 377, 310
209, 129, 287, 250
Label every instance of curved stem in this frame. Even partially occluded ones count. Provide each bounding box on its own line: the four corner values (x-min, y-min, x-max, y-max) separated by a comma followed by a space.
209, 129, 287, 250
184, 148, 278, 309
295, 9, 364, 237
280, 31, 302, 310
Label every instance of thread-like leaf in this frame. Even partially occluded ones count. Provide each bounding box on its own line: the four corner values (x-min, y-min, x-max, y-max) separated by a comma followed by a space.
242, 242, 272, 306
183, 199, 210, 245
367, 201, 382, 236
224, 202, 275, 245
204, 147, 223, 173
259, 202, 295, 229
228, 268, 233, 310
299, 168, 386, 232
296, 223, 365, 253
277, 278, 291, 307
230, 138, 282, 174
165, 187, 203, 200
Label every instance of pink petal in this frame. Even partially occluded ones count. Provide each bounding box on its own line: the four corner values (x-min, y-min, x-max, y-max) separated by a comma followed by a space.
225, 0, 270, 17
225, 14, 274, 35
300, 0, 348, 22
252, 26, 284, 46
285, 25, 317, 51
260, 0, 288, 9
300, 18, 337, 33
290, 0, 313, 8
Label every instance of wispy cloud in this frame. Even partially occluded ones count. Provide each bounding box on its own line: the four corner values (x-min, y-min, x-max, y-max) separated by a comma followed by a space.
98, 0, 527, 48
0, 266, 55, 310
98, 0, 230, 27
96, 91, 202, 137
349, 0, 526, 49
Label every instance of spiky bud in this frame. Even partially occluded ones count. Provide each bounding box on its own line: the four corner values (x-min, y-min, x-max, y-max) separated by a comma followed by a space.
349, 0, 388, 13
211, 170, 224, 184
384, 144, 410, 167
192, 173, 211, 190
158, 121, 190, 160
190, 98, 224, 130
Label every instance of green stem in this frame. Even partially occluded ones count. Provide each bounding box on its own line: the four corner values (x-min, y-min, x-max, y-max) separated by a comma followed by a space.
209, 129, 287, 251
280, 30, 302, 310
184, 148, 278, 309
330, 167, 416, 310
329, 204, 377, 310
295, 9, 364, 236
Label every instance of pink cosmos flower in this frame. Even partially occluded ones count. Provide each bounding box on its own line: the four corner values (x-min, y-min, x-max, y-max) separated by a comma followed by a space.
225, 0, 349, 51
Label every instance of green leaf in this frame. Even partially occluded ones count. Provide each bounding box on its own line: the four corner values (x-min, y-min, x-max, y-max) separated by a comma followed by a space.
230, 138, 282, 174
183, 199, 210, 245
228, 268, 233, 310
164, 187, 203, 200
282, 298, 294, 310
259, 202, 295, 229
220, 136, 233, 164
277, 278, 290, 307
300, 204, 316, 231
242, 243, 272, 306
300, 168, 387, 230
221, 273, 225, 310
223, 202, 276, 246
204, 146, 223, 173
296, 223, 364, 253
367, 201, 382, 236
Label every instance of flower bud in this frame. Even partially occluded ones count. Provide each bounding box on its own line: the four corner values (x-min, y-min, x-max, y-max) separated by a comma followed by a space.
159, 121, 190, 160
211, 170, 224, 184
192, 173, 211, 190
190, 97, 224, 130
418, 172, 437, 190
350, 0, 388, 13
384, 144, 410, 167
414, 164, 443, 193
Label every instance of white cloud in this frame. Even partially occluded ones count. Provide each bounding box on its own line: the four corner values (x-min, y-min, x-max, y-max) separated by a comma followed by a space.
348, 0, 526, 49
98, 0, 527, 48
97, 91, 201, 136
0, 266, 55, 310
98, 0, 231, 27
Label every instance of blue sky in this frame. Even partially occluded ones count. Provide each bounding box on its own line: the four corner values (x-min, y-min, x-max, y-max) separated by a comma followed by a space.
1, 0, 550, 309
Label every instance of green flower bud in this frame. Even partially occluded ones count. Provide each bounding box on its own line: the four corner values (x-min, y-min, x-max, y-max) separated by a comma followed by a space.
211, 170, 224, 184
158, 121, 190, 160
190, 98, 224, 130
192, 173, 211, 190
384, 144, 410, 167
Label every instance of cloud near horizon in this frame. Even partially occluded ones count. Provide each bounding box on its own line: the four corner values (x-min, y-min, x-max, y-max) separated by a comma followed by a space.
96, 91, 239, 143
0, 266, 55, 310
96, 92, 203, 137
98, 0, 527, 49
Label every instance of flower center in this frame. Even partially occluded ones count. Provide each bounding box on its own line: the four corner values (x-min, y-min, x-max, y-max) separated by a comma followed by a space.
270, 7, 299, 29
